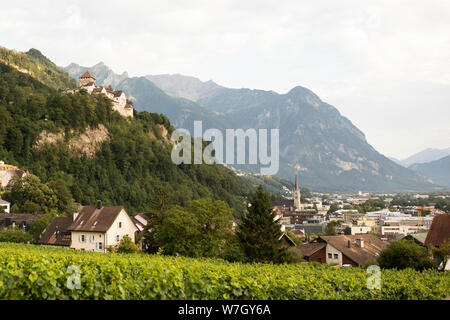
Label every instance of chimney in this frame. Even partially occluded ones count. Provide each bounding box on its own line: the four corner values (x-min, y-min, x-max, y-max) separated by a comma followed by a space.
356, 238, 364, 248
97, 200, 102, 210
347, 240, 351, 248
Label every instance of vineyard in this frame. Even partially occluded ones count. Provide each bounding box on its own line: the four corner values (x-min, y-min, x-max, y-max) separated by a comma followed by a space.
0, 243, 449, 300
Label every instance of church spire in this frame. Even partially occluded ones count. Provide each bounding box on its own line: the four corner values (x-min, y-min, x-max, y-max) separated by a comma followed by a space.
293, 173, 301, 210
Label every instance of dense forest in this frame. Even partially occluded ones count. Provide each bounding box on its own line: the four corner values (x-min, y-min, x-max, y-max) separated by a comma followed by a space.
0, 47, 77, 90
0, 61, 252, 215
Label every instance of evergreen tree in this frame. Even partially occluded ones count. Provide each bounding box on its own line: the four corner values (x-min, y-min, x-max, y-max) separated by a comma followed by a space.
325, 222, 337, 235
236, 185, 288, 263
142, 184, 173, 253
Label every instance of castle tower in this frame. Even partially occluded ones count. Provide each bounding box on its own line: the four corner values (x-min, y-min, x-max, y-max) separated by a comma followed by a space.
293, 174, 301, 210
79, 70, 96, 87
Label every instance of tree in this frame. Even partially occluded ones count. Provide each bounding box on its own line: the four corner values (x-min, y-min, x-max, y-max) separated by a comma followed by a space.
430, 241, 450, 271
142, 184, 173, 253
155, 198, 236, 259
116, 236, 139, 253
325, 222, 337, 236
47, 180, 76, 214
378, 239, 434, 271
3, 175, 56, 214
0, 227, 33, 243
236, 185, 289, 264
285, 230, 302, 246
343, 226, 352, 235
28, 212, 57, 243
327, 203, 339, 215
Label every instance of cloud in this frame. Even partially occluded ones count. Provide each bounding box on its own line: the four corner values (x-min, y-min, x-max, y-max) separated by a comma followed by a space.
0, 0, 449, 159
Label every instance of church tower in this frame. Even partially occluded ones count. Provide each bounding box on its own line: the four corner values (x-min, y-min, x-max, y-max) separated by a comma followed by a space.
293, 174, 301, 210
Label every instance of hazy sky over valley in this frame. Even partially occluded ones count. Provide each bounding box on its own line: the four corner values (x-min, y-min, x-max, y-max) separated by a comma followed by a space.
1, 0, 449, 159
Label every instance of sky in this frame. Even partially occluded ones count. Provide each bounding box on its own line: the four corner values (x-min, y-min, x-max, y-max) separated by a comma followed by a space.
1, 0, 449, 159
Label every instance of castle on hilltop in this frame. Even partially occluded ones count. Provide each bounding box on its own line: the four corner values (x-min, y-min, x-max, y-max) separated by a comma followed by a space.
63, 71, 133, 118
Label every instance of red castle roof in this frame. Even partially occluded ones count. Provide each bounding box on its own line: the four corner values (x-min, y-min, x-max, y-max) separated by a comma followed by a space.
80, 70, 96, 80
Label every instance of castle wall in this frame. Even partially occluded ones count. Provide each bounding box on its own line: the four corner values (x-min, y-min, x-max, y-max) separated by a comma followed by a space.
79, 77, 95, 87
65, 75, 133, 118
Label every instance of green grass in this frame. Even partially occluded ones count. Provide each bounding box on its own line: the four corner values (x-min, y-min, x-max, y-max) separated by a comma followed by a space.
0, 242, 448, 300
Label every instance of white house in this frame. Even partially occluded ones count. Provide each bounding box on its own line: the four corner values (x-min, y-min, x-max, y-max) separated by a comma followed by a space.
67, 201, 138, 252
351, 225, 372, 235
0, 198, 10, 213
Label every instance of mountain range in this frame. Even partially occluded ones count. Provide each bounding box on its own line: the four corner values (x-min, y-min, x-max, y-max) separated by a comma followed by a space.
62, 63, 443, 192
0, 47, 251, 214
409, 155, 450, 188
396, 148, 450, 167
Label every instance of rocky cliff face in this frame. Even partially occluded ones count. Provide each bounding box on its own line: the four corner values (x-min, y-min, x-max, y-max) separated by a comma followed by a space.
63, 64, 442, 192
34, 125, 110, 158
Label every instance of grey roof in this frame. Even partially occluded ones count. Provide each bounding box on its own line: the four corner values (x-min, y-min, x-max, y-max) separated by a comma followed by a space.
402, 231, 428, 244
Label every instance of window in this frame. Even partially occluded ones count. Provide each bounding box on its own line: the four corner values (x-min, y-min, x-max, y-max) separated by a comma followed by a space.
80, 235, 86, 242
90, 235, 94, 243
98, 242, 103, 250
328, 253, 332, 259
116, 235, 120, 242
119, 222, 122, 228
334, 254, 338, 259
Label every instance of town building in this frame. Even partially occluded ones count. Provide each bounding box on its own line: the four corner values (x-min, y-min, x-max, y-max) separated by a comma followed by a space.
0, 213, 39, 231
63, 71, 134, 118
298, 234, 387, 267
131, 213, 149, 250
0, 198, 10, 213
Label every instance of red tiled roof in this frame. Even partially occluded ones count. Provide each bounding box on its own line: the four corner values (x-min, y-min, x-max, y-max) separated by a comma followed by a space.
424, 214, 450, 247
80, 70, 96, 79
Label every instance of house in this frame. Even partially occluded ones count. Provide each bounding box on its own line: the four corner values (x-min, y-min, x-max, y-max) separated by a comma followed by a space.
298, 242, 327, 263
67, 201, 138, 252
298, 234, 387, 267
401, 231, 428, 246
279, 233, 297, 247
424, 214, 450, 270
38, 216, 73, 247
131, 213, 149, 250
0, 198, 10, 213
0, 160, 28, 188
0, 213, 39, 231
290, 229, 306, 241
